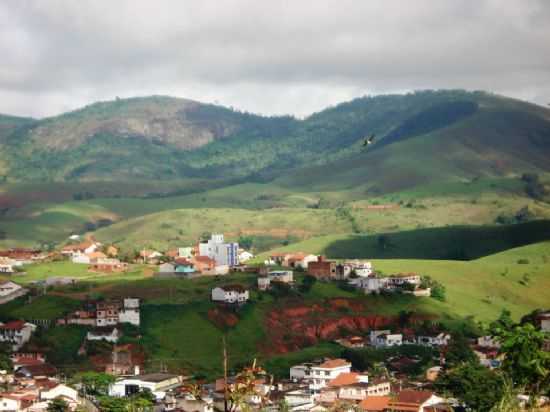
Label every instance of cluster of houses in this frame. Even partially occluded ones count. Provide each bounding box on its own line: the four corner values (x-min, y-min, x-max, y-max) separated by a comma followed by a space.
99, 357, 454, 412
56, 297, 141, 344
157, 234, 253, 277
0, 351, 81, 412
62, 241, 128, 272
266, 252, 430, 297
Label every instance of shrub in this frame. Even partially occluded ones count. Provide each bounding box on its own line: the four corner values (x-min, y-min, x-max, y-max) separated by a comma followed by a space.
517, 258, 529, 264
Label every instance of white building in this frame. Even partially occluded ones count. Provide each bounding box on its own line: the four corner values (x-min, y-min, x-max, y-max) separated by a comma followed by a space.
371, 333, 403, 348
87, 327, 121, 343
211, 285, 249, 304
238, 251, 254, 263
269, 270, 294, 283
0, 258, 15, 274
0, 321, 36, 351
178, 247, 194, 259
258, 277, 270, 291
109, 373, 184, 400
417, 333, 451, 346
40, 383, 79, 404
199, 234, 239, 267
0, 281, 28, 305
290, 359, 352, 391
118, 298, 140, 326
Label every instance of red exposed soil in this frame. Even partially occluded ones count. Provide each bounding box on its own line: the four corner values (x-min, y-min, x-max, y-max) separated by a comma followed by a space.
262, 298, 397, 354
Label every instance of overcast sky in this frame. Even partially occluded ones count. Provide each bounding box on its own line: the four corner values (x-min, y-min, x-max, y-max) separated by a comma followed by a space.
1, 0, 549, 118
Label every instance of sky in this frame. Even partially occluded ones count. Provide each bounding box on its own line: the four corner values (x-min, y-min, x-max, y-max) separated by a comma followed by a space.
1, 0, 549, 118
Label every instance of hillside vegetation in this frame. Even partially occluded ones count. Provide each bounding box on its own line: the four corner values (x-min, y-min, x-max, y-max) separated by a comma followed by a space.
257, 220, 550, 260
1, 90, 549, 184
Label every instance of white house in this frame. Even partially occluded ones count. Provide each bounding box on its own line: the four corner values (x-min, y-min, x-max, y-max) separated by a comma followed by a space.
238, 251, 254, 263
387, 274, 421, 286
176, 396, 214, 412
290, 359, 352, 391
199, 234, 239, 267
87, 327, 121, 343
345, 260, 373, 277
0, 281, 28, 304
118, 298, 140, 326
258, 277, 270, 291
211, 285, 249, 304
371, 333, 403, 348
417, 333, 451, 347
158, 263, 175, 274
355, 277, 388, 294
0, 394, 30, 411
109, 373, 184, 400
40, 383, 79, 404
61, 241, 100, 257
538, 312, 550, 332
0, 321, 36, 351
0, 258, 15, 274
269, 270, 294, 283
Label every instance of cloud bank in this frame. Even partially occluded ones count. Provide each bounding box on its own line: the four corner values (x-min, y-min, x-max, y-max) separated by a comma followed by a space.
1, 0, 549, 118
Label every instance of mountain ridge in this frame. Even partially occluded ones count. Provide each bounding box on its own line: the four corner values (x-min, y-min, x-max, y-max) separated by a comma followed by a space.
1, 90, 549, 186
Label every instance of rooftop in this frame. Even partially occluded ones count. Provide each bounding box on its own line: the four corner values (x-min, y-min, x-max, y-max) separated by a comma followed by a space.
135, 373, 180, 383
359, 396, 391, 411
317, 359, 351, 369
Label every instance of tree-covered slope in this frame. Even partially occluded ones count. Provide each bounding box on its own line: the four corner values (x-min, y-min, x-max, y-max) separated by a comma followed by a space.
1, 90, 549, 185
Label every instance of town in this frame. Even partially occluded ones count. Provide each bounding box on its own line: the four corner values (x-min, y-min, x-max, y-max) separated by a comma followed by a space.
1, 234, 549, 412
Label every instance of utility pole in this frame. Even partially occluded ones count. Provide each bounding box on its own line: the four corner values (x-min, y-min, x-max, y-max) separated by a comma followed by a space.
223, 335, 228, 412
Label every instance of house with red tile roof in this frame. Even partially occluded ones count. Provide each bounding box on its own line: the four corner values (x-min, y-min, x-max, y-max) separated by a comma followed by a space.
290, 358, 352, 392
359, 396, 391, 411
388, 390, 446, 412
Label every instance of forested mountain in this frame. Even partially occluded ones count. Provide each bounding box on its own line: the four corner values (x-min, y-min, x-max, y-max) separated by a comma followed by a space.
1, 90, 549, 186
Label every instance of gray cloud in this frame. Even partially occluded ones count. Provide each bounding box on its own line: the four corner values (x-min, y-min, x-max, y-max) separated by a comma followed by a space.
0, 0, 549, 118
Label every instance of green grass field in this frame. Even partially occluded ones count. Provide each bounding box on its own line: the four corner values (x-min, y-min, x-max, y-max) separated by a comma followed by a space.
255, 220, 550, 260
10, 261, 151, 284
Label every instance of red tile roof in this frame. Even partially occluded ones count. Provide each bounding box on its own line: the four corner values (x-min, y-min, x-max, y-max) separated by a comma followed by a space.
62, 241, 94, 251
396, 390, 434, 405
0, 320, 26, 330
329, 372, 359, 387
318, 359, 350, 369
359, 396, 391, 411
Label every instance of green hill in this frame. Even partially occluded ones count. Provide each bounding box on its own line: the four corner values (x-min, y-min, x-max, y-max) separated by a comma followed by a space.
1, 90, 549, 186
3, 241, 549, 378
257, 220, 550, 260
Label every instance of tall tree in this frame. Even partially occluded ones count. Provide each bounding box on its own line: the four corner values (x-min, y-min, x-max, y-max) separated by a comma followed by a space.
499, 323, 550, 396
436, 361, 504, 411
46, 398, 69, 412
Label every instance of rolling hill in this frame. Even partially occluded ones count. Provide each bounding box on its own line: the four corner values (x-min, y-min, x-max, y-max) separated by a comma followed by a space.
1, 90, 549, 186
1, 89, 549, 248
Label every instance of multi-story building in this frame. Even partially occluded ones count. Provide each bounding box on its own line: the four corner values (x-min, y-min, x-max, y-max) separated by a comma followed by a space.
290, 358, 352, 391
307, 257, 337, 280
0, 321, 37, 351
199, 234, 239, 267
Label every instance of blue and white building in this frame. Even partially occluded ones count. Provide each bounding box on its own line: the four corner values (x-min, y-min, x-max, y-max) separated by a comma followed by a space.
199, 234, 239, 267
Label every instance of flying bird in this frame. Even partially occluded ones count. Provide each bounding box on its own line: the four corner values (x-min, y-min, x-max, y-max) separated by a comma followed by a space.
362, 134, 376, 147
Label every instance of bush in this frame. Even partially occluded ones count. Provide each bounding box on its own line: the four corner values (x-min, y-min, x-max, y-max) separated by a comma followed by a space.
517, 258, 529, 264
